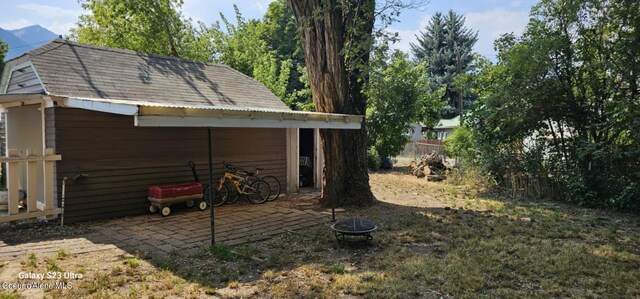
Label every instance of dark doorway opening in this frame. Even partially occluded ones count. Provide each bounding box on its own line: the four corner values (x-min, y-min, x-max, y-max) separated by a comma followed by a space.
299, 129, 314, 188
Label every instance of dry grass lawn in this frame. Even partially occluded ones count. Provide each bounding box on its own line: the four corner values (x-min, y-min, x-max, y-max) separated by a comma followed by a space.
2, 168, 639, 298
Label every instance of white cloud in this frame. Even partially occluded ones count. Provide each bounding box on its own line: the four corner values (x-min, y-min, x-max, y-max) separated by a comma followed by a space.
18, 4, 82, 20
465, 9, 529, 57
251, 0, 274, 13
510, 0, 524, 7
46, 21, 76, 36
388, 17, 431, 57
181, 0, 264, 26
0, 18, 34, 30
10, 3, 81, 34
388, 28, 418, 55
182, 0, 210, 23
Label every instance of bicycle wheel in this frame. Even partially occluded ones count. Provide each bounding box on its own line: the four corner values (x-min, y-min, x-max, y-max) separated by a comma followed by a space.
205, 184, 228, 207
247, 180, 270, 204
261, 175, 281, 201
225, 181, 240, 204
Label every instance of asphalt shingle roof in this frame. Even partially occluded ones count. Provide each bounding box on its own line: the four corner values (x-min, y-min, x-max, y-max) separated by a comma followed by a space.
435, 116, 461, 129
27, 39, 290, 111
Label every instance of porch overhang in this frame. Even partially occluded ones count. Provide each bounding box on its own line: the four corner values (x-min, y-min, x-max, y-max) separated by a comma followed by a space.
134, 106, 362, 129
0, 93, 47, 110
0, 95, 363, 129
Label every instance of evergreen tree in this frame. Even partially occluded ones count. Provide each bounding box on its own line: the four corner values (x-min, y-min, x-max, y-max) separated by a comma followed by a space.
411, 10, 477, 118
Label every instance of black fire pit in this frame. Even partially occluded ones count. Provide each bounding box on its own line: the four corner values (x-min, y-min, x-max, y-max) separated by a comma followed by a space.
330, 217, 377, 241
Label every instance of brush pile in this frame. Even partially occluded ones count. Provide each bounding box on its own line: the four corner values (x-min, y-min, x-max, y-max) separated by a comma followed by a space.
409, 152, 451, 181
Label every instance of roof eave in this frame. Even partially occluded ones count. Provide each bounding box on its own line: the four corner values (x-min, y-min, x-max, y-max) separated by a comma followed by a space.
0, 93, 46, 107
136, 106, 362, 129
59, 97, 138, 115
47, 96, 362, 129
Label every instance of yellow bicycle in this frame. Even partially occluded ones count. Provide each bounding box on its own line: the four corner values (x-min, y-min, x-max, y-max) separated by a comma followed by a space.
215, 162, 270, 205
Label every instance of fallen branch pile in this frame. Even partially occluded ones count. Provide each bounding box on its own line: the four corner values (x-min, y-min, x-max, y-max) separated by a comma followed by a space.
409, 153, 451, 181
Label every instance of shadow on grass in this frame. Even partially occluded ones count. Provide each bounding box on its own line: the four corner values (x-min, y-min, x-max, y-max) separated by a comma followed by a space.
135, 197, 640, 298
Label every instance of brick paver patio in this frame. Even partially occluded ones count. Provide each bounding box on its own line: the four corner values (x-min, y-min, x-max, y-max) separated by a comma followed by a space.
0, 200, 327, 261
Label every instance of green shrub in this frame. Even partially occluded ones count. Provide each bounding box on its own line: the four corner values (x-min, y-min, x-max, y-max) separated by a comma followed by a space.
444, 126, 474, 161
366, 147, 381, 171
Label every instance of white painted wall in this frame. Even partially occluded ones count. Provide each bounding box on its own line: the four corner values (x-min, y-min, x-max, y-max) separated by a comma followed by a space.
6, 105, 45, 201
286, 128, 299, 193
437, 128, 455, 140
409, 123, 423, 141
314, 129, 323, 189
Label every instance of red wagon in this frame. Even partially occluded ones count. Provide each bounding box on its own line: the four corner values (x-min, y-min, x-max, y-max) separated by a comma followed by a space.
148, 182, 206, 216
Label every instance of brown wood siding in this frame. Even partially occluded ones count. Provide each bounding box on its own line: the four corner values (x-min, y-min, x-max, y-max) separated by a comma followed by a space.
53, 108, 286, 223
6, 65, 43, 94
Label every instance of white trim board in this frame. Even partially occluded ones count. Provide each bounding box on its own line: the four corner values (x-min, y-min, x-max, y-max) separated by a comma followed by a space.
0, 94, 364, 129
61, 98, 138, 115
135, 115, 361, 129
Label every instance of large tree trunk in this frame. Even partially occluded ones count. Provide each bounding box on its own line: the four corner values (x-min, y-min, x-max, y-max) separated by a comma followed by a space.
289, 0, 375, 207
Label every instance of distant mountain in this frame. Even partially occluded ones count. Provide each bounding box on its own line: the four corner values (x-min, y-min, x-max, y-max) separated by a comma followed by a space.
11, 25, 58, 46
0, 25, 58, 61
0, 28, 29, 60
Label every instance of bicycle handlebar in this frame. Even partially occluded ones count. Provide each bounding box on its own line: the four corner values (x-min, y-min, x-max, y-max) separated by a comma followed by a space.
222, 161, 264, 176
223, 161, 238, 173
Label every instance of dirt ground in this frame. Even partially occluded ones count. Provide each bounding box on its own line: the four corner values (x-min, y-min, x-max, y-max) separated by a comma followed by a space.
371, 168, 470, 208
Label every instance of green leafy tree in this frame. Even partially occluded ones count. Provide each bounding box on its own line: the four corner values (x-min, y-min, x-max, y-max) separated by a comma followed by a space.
257, 0, 310, 109
443, 126, 474, 161
367, 46, 441, 158
0, 39, 7, 73
209, 3, 308, 108
252, 54, 291, 100
469, 0, 640, 209
70, 0, 210, 61
411, 11, 478, 118
209, 8, 266, 76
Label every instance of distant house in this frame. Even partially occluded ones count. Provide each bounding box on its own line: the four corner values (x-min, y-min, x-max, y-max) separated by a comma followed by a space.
434, 116, 460, 140
0, 39, 361, 223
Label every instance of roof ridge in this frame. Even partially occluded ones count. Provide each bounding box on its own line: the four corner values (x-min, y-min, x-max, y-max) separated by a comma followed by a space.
29, 39, 229, 68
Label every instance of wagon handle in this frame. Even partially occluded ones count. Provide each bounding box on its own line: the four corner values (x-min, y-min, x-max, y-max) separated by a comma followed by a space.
188, 161, 199, 182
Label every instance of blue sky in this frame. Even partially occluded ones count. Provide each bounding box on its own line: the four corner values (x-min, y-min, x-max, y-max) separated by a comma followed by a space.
0, 0, 538, 59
